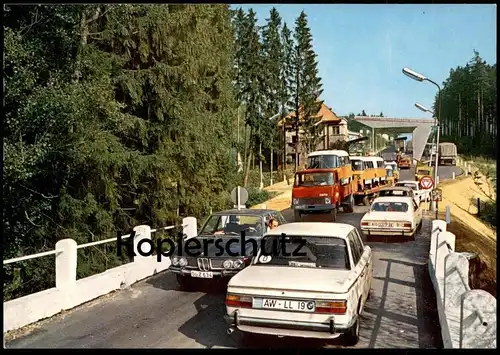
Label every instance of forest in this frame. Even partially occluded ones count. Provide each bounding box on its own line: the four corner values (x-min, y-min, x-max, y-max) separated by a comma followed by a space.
3, 4, 324, 300
434, 51, 497, 158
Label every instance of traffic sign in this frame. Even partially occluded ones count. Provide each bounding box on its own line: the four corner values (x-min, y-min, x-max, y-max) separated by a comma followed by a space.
231, 186, 248, 208
431, 188, 442, 201
419, 175, 434, 190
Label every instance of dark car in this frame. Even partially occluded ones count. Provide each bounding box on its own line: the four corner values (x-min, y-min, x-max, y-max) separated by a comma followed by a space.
169, 208, 287, 289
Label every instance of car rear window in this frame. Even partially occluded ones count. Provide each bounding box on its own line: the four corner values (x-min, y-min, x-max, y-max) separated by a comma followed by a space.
380, 190, 407, 196
254, 235, 350, 270
371, 202, 409, 212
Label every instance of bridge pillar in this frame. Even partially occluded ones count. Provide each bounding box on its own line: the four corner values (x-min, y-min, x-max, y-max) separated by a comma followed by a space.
55, 238, 77, 290
183, 217, 197, 239
133, 225, 152, 263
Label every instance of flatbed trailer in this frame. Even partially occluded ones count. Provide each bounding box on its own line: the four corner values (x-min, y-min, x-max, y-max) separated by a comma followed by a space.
353, 179, 394, 206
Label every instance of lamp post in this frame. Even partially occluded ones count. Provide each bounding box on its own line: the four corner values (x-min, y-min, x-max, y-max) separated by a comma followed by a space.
415, 102, 439, 214
403, 67, 442, 213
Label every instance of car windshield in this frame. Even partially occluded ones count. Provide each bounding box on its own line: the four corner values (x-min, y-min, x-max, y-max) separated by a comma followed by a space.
254, 235, 350, 270
295, 172, 334, 186
351, 160, 364, 171
199, 214, 263, 236
371, 202, 409, 212
396, 183, 417, 190
308, 155, 338, 169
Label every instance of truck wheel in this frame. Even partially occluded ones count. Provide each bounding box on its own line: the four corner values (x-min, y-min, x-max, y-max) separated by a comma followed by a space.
330, 208, 337, 222
344, 195, 354, 213
177, 274, 193, 291
343, 313, 360, 346
362, 196, 370, 206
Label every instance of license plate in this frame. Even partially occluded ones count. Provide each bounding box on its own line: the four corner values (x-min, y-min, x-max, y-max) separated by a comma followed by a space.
190, 271, 213, 278
372, 222, 395, 228
295, 205, 306, 209
260, 298, 315, 312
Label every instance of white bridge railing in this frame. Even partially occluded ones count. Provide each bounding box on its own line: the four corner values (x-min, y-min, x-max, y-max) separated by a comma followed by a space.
429, 220, 496, 348
3, 217, 197, 333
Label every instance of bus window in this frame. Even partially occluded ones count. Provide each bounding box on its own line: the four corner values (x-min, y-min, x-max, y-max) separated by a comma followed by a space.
351, 160, 364, 171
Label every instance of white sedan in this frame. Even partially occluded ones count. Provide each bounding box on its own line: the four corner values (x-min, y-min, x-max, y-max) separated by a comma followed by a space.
360, 196, 423, 239
395, 180, 431, 204
225, 222, 372, 346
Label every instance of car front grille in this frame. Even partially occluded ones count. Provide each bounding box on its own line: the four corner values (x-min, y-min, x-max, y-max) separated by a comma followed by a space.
185, 257, 224, 270
299, 197, 325, 205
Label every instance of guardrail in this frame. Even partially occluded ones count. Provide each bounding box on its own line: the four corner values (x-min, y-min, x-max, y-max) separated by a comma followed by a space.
3, 217, 197, 333
428, 220, 496, 348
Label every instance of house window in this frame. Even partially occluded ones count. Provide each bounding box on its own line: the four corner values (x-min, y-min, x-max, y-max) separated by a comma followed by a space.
332, 126, 340, 135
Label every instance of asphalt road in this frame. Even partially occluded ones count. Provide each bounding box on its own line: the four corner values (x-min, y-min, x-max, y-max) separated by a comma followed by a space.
380, 146, 463, 182
6, 201, 443, 348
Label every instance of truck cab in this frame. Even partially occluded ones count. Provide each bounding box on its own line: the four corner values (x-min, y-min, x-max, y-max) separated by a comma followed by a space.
292, 169, 352, 222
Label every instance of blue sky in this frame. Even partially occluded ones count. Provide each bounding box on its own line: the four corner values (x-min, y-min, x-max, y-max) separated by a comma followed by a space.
237, 4, 496, 119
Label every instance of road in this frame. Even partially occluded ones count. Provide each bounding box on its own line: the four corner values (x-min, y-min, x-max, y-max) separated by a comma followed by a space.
6, 173, 443, 349
380, 146, 463, 181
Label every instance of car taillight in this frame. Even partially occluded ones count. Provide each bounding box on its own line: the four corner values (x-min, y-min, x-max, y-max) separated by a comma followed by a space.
225, 294, 252, 308
315, 300, 347, 314
361, 222, 368, 226
403, 223, 411, 228
243, 257, 251, 266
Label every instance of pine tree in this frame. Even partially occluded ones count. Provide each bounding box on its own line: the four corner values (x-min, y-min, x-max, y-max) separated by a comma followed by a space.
361, 109, 367, 116
290, 11, 324, 167
280, 22, 294, 170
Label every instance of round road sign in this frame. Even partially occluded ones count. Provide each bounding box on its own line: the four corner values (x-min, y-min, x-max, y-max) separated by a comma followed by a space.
231, 186, 249, 205
419, 175, 434, 190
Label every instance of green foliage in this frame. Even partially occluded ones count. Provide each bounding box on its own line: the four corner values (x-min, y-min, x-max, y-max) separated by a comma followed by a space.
435, 51, 496, 158
245, 188, 279, 208
3, 4, 239, 300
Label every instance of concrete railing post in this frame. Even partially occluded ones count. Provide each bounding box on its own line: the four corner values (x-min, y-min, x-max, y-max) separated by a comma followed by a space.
460, 289, 497, 348
435, 231, 455, 279
444, 252, 470, 310
431, 220, 447, 269
183, 217, 197, 239
55, 239, 78, 291
133, 225, 152, 263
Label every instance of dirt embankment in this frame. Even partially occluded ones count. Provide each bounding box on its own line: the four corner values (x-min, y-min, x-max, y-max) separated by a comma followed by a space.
438, 174, 496, 297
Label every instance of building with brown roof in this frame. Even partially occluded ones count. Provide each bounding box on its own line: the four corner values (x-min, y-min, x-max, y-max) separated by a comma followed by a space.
277, 102, 348, 167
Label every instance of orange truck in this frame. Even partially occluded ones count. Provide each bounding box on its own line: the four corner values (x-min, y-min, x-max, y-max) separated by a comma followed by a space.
291, 150, 355, 222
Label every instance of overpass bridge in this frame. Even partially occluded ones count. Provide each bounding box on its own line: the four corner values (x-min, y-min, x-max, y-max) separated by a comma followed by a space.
352, 116, 435, 162
3, 173, 496, 349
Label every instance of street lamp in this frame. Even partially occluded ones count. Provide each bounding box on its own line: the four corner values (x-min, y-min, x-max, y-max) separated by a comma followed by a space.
403, 67, 442, 212
415, 102, 440, 215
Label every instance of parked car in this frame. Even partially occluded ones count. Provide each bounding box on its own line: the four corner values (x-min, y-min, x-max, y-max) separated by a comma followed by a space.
395, 180, 431, 204
378, 186, 417, 206
169, 208, 287, 290
360, 196, 422, 239
225, 222, 373, 345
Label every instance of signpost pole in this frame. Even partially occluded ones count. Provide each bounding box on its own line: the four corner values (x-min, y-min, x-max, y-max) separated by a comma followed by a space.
237, 186, 240, 211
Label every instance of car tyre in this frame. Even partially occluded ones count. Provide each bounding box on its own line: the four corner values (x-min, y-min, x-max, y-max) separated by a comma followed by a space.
177, 274, 193, 291
343, 313, 360, 346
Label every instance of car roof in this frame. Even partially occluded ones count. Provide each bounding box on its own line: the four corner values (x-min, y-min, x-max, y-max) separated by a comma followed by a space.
373, 196, 414, 203
308, 150, 349, 157
349, 156, 370, 161
380, 186, 412, 191
264, 222, 355, 239
214, 209, 278, 216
